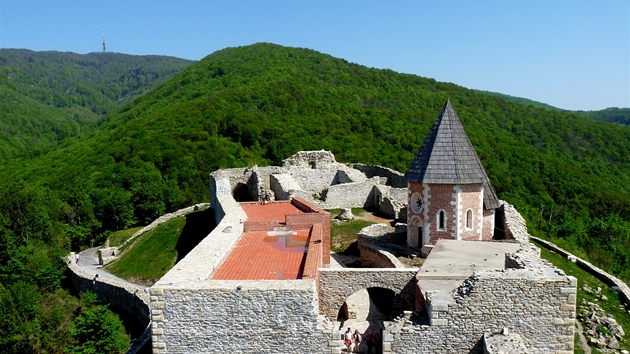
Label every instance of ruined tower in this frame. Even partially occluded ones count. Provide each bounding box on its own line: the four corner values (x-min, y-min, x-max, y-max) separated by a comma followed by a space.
404, 100, 500, 254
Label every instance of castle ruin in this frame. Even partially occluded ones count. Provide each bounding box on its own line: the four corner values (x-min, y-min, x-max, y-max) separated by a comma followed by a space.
149, 100, 576, 353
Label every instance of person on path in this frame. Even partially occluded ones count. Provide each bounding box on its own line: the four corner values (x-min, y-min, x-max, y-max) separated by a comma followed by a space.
75, 253, 80, 263
344, 327, 353, 353
353, 329, 362, 353
365, 331, 374, 354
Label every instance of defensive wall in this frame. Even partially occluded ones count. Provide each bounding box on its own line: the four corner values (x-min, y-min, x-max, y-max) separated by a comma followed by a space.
65, 255, 151, 352
531, 236, 630, 310
149, 174, 337, 353
98, 203, 210, 265
377, 202, 577, 353
210, 150, 408, 216
318, 268, 418, 319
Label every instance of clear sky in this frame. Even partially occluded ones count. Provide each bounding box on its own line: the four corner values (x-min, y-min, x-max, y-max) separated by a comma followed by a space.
0, 0, 628, 111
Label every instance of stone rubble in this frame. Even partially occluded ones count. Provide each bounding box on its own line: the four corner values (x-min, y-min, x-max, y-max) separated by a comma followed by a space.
577, 297, 625, 350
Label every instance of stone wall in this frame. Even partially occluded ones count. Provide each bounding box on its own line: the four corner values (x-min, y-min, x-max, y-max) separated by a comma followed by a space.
386, 268, 576, 353
531, 235, 630, 310
352, 163, 407, 188
66, 255, 151, 332
356, 224, 406, 268
318, 268, 418, 319
150, 280, 333, 353
152, 181, 336, 353
115, 203, 210, 256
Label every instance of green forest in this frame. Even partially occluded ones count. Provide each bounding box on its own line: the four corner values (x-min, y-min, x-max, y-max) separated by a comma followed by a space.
1, 42, 629, 352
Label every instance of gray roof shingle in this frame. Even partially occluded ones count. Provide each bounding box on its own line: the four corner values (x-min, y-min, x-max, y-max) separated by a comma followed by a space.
405, 100, 500, 209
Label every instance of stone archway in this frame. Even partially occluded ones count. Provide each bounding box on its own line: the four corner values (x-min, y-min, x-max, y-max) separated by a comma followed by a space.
318, 268, 418, 319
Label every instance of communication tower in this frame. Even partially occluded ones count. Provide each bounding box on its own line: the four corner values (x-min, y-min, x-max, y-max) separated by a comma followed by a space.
102, 29, 106, 53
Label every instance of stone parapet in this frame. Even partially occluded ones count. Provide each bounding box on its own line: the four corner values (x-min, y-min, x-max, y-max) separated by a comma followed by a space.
65, 254, 151, 350
151, 280, 333, 353
531, 235, 630, 310
120, 203, 210, 249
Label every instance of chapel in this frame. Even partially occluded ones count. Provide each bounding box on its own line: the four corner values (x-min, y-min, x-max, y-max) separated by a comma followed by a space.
404, 100, 500, 254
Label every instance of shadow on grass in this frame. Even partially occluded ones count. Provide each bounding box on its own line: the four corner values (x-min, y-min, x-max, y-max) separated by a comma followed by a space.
175, 208, 216, 263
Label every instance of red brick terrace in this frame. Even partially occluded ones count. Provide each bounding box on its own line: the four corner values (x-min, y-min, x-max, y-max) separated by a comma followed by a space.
210, 198, 330, 280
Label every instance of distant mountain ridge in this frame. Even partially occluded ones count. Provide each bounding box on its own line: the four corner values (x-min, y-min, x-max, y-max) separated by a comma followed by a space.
477, 89, 630, 125
0, 49, 194, 159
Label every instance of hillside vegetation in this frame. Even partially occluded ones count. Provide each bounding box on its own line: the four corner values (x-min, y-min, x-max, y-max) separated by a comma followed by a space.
0, 49, 194, 160
0, 43, 629, 350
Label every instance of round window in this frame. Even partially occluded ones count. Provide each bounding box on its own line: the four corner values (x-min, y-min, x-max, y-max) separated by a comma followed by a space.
411, 193, 422, 213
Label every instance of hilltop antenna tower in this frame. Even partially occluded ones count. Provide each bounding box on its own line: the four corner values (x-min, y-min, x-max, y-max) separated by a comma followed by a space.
102, 29, 106, 53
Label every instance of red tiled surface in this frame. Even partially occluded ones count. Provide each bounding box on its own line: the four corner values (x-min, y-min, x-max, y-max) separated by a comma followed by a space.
211, 229, 310, 280
240, 202, 302, 223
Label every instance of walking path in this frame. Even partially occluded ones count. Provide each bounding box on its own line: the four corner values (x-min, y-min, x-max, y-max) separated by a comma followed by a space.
76, 247, 146, 288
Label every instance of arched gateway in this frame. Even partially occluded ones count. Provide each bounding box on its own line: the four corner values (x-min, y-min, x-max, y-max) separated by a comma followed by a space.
318, 268, 418, 319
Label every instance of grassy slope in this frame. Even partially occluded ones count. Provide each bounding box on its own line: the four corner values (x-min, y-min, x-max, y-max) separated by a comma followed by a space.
537, 244, 630, 352
105, 208, 215, 284
106, 217, 185, 284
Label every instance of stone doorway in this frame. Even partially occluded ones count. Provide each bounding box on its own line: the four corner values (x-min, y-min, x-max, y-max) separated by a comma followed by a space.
336, 287, 408, 353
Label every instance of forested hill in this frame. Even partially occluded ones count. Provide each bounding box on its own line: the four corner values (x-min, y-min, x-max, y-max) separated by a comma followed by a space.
476, 90, 630, 127
0, 49, 194, 159
576, 107, 630, 126
1, 42, 630, 350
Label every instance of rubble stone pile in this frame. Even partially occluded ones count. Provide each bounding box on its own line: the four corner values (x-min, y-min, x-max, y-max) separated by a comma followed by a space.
578, 285, 625, 350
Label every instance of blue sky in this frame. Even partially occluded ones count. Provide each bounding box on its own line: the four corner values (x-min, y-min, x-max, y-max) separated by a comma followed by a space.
0, 1, 628, 111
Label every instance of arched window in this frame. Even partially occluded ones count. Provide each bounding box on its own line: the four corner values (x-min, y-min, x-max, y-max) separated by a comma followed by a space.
437, 210, 446, 231
466, 209, 473, 229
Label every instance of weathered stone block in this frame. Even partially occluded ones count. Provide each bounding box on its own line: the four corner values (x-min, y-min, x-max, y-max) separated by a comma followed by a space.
431, 319, 448, 326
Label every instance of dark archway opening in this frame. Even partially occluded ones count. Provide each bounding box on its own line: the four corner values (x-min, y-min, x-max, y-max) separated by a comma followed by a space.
233, 183, 254, 202
493, 206, 506, 240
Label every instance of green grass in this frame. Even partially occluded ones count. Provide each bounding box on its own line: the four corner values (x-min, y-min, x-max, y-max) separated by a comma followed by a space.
105, 217, 186, 285
326, 208, 368, 217
329, 208, 376, 252
105, 208, 216, 286
107, 227, 143, 247
535, 241, 630, 352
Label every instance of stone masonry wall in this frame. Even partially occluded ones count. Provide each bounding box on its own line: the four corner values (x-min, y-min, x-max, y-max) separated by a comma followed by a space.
66, 255, 150, 329
352, 163, 407, 188
120, 203, 210, 249
531, 235, 630, 311
387, 269, 576, 353
151, 280, 332, 353
318, 268, 418, 319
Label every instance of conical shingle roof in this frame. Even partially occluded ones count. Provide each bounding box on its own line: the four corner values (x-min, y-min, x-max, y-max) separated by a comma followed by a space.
405, 100, 500, 209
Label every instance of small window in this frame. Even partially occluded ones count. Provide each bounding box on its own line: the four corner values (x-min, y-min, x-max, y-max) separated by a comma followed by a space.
438, 210, 446, 231
466, 209, 473, 229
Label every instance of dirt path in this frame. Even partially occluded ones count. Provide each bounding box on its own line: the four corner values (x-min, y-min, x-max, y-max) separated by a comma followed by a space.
354, 211, 395, 231
575, 321, 591, 354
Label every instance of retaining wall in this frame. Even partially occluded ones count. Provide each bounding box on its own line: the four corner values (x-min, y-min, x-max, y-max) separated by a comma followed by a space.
65, 255, 151, 335
531, 236, 630, 309
120, 203, 210, 249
